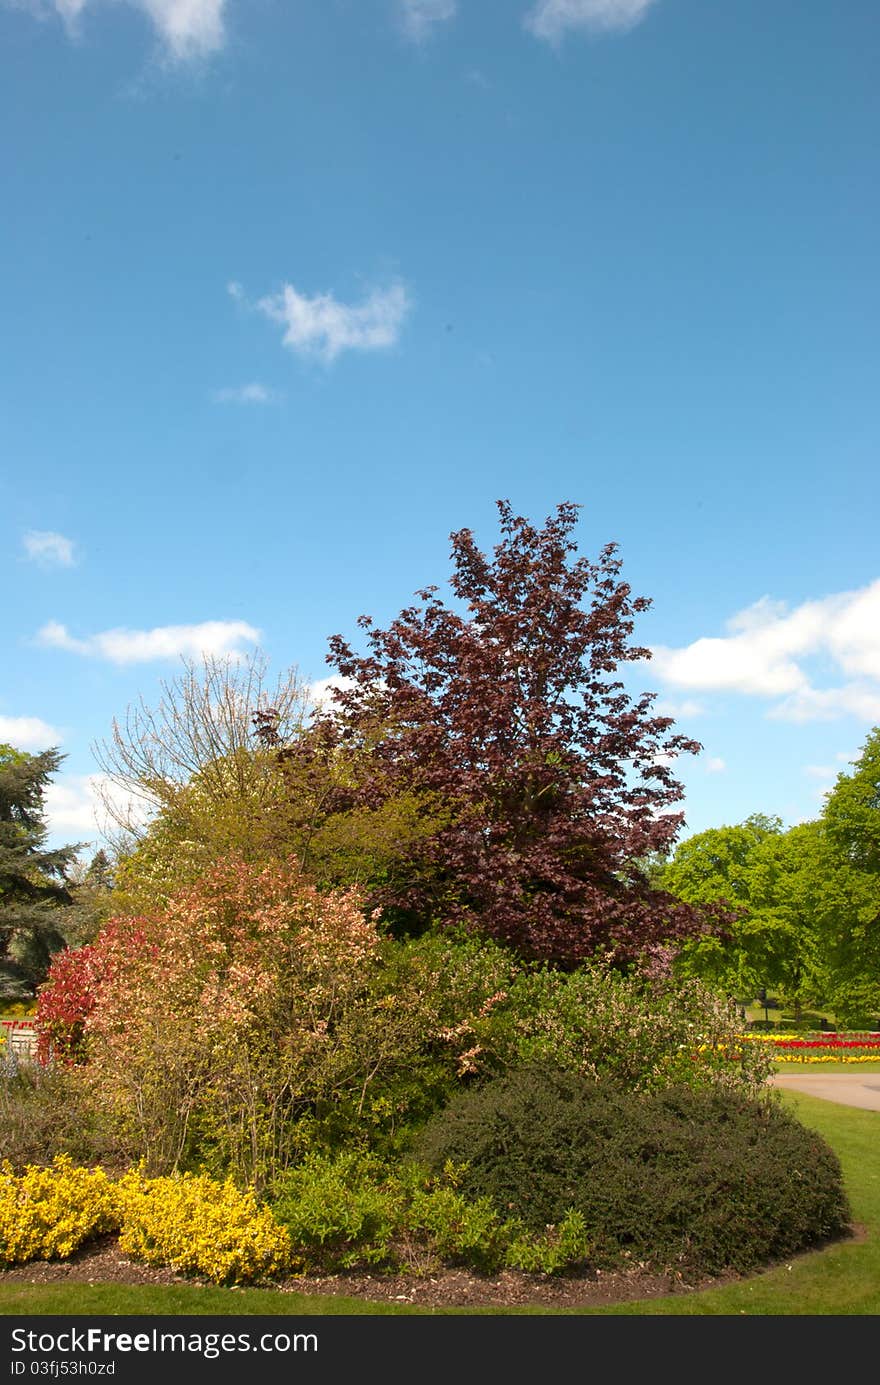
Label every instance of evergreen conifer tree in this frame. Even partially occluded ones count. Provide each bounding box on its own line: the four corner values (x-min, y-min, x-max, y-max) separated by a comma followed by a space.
0, 743, 81, 998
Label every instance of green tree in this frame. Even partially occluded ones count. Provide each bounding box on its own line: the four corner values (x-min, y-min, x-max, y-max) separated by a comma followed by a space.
0, 743, 82, 998
660, 734, 880, 1026
659, 815, 786, 998
814, 730, 880, 1023
63, 848, 117, 946
742, 821, 833, 1014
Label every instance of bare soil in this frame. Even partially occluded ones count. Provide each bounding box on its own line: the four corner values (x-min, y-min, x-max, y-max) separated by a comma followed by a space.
0, 1235, 749, 1311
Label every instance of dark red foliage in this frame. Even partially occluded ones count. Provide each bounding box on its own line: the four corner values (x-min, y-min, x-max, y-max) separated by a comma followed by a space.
311, 500, 713, 965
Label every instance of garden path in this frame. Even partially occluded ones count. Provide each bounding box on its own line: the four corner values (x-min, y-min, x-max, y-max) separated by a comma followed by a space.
769, 1072, 880, 1111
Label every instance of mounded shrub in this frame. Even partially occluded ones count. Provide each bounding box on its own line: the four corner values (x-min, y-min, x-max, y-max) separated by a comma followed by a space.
115, 1168, 292, 1285
411, 1065, 852, 1279
0, 1155, 118, 1265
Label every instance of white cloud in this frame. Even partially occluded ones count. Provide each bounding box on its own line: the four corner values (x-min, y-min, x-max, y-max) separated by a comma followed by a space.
44, 772, 153, 842
9, 0, 226, 61
43, 775, 104, 839
0, 715, 63, 750
524, 0, 658, 42
398, 0, 456, 43
307, 675, 356, 712
705, 757, 726, 774
36, 618, 261, 664
211, 382, 278, 405
137, 0, 224, 59
650, 579, 880, 723
23, 530, 76, 568
242, 279, 412, 365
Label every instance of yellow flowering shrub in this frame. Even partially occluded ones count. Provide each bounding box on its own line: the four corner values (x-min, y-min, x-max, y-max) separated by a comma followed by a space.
115, 1167, 293, 1284
1, 1157, 293, 1285
0, 1155, 117, 1265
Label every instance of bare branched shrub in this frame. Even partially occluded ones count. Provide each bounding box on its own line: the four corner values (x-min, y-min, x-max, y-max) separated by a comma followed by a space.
91, 652, 311, 845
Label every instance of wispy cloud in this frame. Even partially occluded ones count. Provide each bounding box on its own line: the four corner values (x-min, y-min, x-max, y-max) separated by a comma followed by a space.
705, 757, 726, 774
653, 698, 706, 721
8, 0, 226, 61
211, 382, 278, 405
232, 278, 412, 366
524, 0, 658, 42
770, 684, 880, 725
0, 714, 63, 750
650, 579, 880, 723
37, 618, 260, 664
803, 749, 860, 784
398, 0, 456, 43
23, 530, 77, 568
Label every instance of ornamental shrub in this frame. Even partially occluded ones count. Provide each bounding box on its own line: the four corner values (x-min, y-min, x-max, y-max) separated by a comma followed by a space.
269, 1151, 593, 1276
115, 1167, 292, 1285
403, 1176, 530, 1275
315, 933, 774, 1158
268, 1150, 402, 1271
0, 1155, 117, 1265
0, 1063, 122, 1171
469, 962, 775, 1097
74, 856, 385, 1184
35, 920, 156, 1065
411, 1065, 852, 1279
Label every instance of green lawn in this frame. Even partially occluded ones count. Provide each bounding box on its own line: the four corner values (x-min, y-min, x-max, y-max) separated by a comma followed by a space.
1, 1090, 878, 1316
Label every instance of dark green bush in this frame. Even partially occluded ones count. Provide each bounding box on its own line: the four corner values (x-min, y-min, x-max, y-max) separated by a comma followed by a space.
411, 1065, 852, 1279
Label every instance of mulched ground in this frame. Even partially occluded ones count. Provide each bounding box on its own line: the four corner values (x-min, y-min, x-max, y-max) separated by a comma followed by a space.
0, 1235, 746, 1310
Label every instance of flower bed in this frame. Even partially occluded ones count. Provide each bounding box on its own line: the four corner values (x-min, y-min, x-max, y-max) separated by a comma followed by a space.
740, 1031, 880, 1063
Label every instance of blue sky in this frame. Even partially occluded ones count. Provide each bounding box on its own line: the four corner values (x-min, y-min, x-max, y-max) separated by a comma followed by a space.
2, 0, 879, 857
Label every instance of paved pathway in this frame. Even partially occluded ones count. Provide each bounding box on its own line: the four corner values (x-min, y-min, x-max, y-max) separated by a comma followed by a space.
770, 1072, 880, 1112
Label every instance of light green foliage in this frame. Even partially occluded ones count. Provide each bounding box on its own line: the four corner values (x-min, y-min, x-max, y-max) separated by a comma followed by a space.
824, 729, 880, 873
256, 1151, 402, 1271
95, 653, 311, 915
660, 814, 789, 997
269, 1152, 593, 1277
109, 757, 290, 914
661, 733, 880, 1023
477, 962, 774, 1096
814, 730, 880, 1023
404, 1179, 512, 1274
503, 1210, 591, 1275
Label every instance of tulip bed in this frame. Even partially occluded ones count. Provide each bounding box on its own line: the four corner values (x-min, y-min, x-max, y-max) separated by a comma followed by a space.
741, 1032, 880, 1063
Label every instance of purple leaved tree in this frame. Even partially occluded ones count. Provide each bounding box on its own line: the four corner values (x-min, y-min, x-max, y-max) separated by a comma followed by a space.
311, 500, 713, 966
